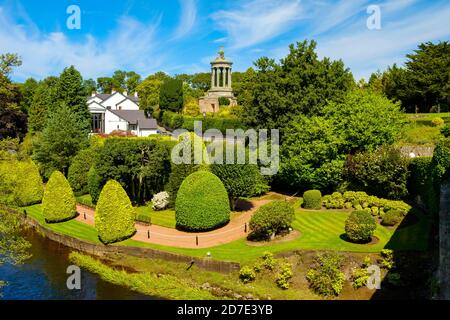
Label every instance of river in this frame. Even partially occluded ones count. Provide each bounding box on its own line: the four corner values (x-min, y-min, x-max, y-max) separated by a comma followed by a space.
0, 230, 153, 300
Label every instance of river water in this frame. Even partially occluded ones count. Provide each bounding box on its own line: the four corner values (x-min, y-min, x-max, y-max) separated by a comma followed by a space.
0, 230, 153, 300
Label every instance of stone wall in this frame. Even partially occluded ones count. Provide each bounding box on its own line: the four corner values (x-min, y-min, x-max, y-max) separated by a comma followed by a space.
22, 215, 241, 274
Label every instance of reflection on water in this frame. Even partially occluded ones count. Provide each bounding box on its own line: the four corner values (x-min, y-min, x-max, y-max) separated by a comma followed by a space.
0, 230, 154, 300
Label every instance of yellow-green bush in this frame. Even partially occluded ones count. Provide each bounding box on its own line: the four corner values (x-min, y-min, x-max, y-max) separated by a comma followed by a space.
95, 180, 136, 244
42, 171, 77, 223
14, 160, 43, 206
175, 171, 230, 231
303, 190, 322, 209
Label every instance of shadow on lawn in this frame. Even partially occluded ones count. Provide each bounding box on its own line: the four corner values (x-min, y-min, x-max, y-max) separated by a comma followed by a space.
370, 207, 438, 300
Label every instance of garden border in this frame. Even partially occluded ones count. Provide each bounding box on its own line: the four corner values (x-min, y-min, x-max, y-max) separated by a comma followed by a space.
21, 213, 241, 274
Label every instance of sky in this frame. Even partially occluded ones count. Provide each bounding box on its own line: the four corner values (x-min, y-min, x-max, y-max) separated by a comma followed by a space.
1, 0, 449, 82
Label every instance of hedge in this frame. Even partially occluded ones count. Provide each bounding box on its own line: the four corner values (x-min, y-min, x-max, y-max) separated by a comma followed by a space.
87, 166, 103, 204
344, 210, 376, 243
159, 111, 246, 133
381, 210, 403, 226
95, 180, 136, 244
249, 200, 294, 239
42, 171, 77, 223
175, 171, 230, 231
13, 160, 44, 206
68, 148, 96, 196
407, 157, 439, 215
303, 190, 322, 209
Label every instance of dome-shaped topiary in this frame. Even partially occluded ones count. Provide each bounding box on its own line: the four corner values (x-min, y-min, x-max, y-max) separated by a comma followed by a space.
249, 200, 294, 240
303, 190, 322, 209
95, 180, 136, 244
14, 160, 44, 206
42, 170, 77, 223
345, 210, 376, 243
175, 171, 230, 231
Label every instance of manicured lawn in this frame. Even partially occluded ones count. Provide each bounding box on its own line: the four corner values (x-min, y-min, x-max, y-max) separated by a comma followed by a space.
134, 203, 176, 229
22, 204, 431, 265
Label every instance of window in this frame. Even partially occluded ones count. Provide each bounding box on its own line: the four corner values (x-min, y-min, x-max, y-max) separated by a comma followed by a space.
91, 113, 104, 133
129, 124, 137, 131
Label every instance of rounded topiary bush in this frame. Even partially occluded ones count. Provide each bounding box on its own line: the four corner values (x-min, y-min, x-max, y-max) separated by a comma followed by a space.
345, 210, 376, 243
303, 190, 322, 209
249, 200, 294, 240
14, 161, 44, 206
95, 180, 136, 244
381, 209, 403, 226
42, 171, 77, 223
175, 171, 230, 231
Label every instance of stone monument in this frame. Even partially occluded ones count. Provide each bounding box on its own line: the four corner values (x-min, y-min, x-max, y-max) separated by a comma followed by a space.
199, 47, 237, 113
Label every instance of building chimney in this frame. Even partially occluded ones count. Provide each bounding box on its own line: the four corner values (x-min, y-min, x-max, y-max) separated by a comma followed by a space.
91, 91, 96, 97
123, 91, 128, 96
112, 90, 116, 94
134, 91, 138, 98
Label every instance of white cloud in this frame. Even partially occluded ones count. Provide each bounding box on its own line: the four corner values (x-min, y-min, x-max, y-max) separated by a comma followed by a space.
172, 0, 197, 40
0, 6, 164, 81
211, 0, 303, 50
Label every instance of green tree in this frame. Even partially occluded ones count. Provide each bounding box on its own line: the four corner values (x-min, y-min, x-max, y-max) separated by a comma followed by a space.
68, 148, 96, 195
56, 66, 91, 129
190, 72, 211, 91
136, 77, 163, 113
95, 180, 136, 244
96, 77, 114, 93
19, 78, 38, 112
160, 78, 183, 112
28, 76, 59, 133
42, 170, 77, 223
83, 78, 97, 95
13, 160, 44, 206
125, 71, 141, 93
33, 104, 89, 178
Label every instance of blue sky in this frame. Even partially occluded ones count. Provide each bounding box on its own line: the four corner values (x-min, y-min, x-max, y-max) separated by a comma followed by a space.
1, 0, 449, 82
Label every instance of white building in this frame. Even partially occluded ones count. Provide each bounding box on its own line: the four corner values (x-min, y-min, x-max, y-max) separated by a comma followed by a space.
87, 91, 158, 136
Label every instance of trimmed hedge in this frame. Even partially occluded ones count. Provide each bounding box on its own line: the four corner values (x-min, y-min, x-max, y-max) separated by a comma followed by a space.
344, 210, 376, 243
249, 200, 294, 239
42, 171, 77, 223
14, 160, 43, 206
175, 171, 230, 231
87, 166, 103, 204
381, 210, 403, 226
68, 148, 95, 196
303, 190, 322, 209
95, 180, 136, 244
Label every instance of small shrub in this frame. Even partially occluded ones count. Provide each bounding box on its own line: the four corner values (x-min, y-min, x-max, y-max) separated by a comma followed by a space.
352, 267, 369, 289
432, 117, 445, 127
151, 191, 169, 210
306, 253, 345, 297
371, 206, 379, 216
95, 180, 136, 244
441, 123, 450, 137
381, 209, 403, 226
261, 251, 277, 271
344, 210, 376, 243
249, 201, 295, 240
275, 263, 293, 289
218, 96, 230, 106
302, 190, 322, 209
175, 171, 230, 231
380, 249, 395, 270
239, 266, 256, 283
42, 171, 77, 223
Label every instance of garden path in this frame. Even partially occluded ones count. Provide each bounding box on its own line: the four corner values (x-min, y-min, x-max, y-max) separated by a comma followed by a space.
75, 199, 270, 249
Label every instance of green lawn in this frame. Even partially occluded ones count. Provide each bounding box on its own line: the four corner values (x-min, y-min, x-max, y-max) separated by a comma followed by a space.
22, 204, 431, 265
134, 203, 176, 229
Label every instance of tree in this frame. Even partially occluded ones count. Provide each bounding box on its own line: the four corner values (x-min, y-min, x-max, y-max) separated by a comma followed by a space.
95, 180, 136, 244
56, 66, 91, 130
28, 76, 59, 133
96, 77, 114, 93
249, 201, 294, 240
13, 160, 44, 206
68, 148, 96, 195
136, 77, 163, 113
345, 210, 376, 243
0, 53, 22, 75
42, 170, 77, 223
190, 72, 211, 91
160, 78, 183, 112
125, 71, 141, 93
242, 40, 354, 130
112, 70, 127, 91
33, 104, 89, 178
83, 78, 97, 95
19, 78, 38, 112
0, 206, 31, 291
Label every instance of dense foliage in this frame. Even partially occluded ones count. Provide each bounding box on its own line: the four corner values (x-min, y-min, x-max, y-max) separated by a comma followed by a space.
95, 180, 136, 244
306, 253, 345, 297
381, 210, 403, 226
302, 190, 322, 209
407, 157, 439, 215
249, 201, 294, 240
42, 171, 77, 223
345, 146, 410, 199
13, 160, 43, 206
175, 171, 230, 231
160, 78, 183, 112
344, 210, 377, 243
68, 148, 96, 196
87, 166, 102, 204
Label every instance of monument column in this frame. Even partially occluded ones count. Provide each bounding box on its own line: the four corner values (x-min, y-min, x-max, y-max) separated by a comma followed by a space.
211, 68, 214, 88
228, 67, 232, 88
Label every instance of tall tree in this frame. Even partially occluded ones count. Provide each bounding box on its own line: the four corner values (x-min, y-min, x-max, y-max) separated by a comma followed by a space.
33, 103, 89, 178
83, 78, 97, 95
19, 77, 38, 112
56, 66, 90, 130
28, 77, 59, 133
96, 77, 114, 93
125, 71, 141, 93
160, 78, 183, 113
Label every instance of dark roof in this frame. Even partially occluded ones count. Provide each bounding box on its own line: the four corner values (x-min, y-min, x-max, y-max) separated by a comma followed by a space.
108, 110, 157, 129
88, 92, 139, 103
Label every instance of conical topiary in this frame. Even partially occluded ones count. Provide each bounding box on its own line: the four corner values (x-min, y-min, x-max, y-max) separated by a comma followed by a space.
95, 180, 136, 244
42, 170, 77, 222
14, 160, 44, 206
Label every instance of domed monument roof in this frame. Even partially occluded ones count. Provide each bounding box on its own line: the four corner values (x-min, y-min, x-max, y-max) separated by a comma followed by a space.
212, 46, 232, 64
